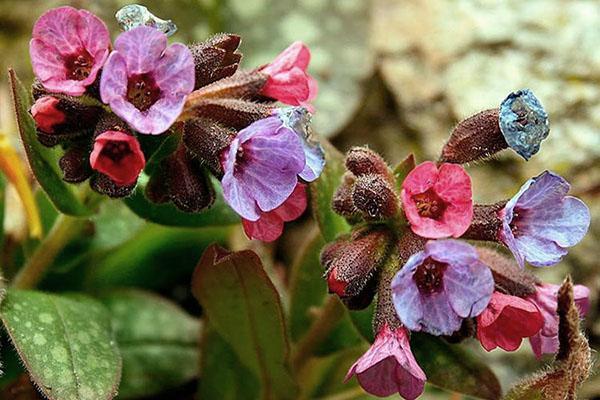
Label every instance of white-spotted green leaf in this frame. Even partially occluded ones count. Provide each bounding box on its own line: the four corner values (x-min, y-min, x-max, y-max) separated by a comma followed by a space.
99, 289, 201, 399
0, 290, 121, 400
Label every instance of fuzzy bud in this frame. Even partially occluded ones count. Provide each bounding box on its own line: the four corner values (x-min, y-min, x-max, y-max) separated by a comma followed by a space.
59, 142, 92, 183
332, 172, 361, 222
321, 228, 391, 309
183, 118, 235, 177
189, 33, 242, 89
461, 203, 505, 241
181, 98, 274, 130
345, 147, 391, 179
148, 145, 216, 213
440, 109, 507, 164
477, 247, 538, 297
31, 95, 102, 147
352, 174, 399, 220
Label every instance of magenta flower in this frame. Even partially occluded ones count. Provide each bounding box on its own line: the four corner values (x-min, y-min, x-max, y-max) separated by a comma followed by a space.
527, 283, 590, 359
391, 240, 493, 336
498, 171, 590, 267
476, 291, 543, 352
401, 161, 473, 239
100, 26, 195, 134
221, 110, 323, 221
242, 184, 307, 242
345, 324, 426, 399
30, 6, 110, 96
90, 130, 146, 186
259, 42, 318, 108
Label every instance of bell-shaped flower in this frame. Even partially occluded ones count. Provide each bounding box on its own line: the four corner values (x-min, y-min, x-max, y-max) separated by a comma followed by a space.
391, 239, 493, 336
401, 162, 473, 239
498, 171, 590, 267
30, 6, 110, 96
100, 26, 195, 134
477, 291, 544, 352
345, 324, 426, 400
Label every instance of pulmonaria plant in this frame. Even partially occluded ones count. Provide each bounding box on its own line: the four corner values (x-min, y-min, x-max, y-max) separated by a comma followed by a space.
27, 5, 324, 241
323, 89, 591, 399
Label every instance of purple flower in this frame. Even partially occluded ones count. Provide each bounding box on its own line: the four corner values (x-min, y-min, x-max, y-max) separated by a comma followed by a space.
100, 26, 195, 134
30, 6, 110, 96
391, 240, 494, 336
527, 283, 590, 358
221, 109, 323, 221
498, 171, 590, 268
345, 324, 426, 399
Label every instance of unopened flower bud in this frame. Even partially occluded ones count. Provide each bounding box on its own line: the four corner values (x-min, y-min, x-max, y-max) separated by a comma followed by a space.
59, 142, 92, 183
332, 172, 361, 222
476, 247, 538, 297
31, 96, 65, 133
440, 109, 506, 164
345, 147, 391, 179
183, 118, 235, 177
152, 145, 216, 213
189, 33, 242, 89
352, 174, 399, 220
321, 228, 391, 308
30, 95, 102, 146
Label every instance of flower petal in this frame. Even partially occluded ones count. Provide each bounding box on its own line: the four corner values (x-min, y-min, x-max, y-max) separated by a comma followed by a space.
444, 259, 494, 318
114, 26, 166, 74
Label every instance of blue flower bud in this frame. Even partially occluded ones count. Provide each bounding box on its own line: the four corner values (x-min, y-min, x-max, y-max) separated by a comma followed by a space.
499, 89, 549, 160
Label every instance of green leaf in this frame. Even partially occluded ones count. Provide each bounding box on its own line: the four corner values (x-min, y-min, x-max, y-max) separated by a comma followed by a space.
99, 289, 201, 399
90, 200, 145, 251
297, 345, 368, 399
310, 141, 350, 242
84, 225, 231, 290
411, 334, 502, 400
348, 301, 376, 343
192, 245, 297, 400
393, 153, 416, 190
288, 229, 327, 341
0, 289, 121, 400
123, 174, 239, 227
199, 326, 259, 400
8, 69, 93, 217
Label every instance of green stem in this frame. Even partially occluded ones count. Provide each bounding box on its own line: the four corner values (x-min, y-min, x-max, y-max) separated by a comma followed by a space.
11, 186, 102, 290
11, 214, 82, 289
290, 295, 345, 372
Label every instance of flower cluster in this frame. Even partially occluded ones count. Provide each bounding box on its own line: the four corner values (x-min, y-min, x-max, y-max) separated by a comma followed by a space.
28, 6, 323, 241
324, 90, 591, 399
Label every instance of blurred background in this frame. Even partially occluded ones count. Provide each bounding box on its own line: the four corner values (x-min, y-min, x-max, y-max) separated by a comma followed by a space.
0, 0, 598, 399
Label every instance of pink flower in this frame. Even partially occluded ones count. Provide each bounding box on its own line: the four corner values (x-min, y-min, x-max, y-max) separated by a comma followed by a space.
90, 130, 146, 186
259, 42, 318, 108
31, 96, 65, 133
30, 6, 110, 96
401, 161, 473, 239
100, 26, 195, 134
527, 283, 590, 358
242, 184, 307, 242
346, 324, 426, 399
477, 291, 543, 352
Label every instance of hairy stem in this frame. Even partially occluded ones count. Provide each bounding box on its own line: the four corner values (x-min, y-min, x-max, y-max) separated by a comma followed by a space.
291, 295, 345, 372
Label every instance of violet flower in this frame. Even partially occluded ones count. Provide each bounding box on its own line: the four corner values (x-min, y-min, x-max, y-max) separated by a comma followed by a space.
221, 108, 323, 221
345, 324, 426, 399
527, 283, 590, 359
100, 26, 195, 134
30, 6, 110, 96
391, 240, 494, 336
498, 171, 590, 267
